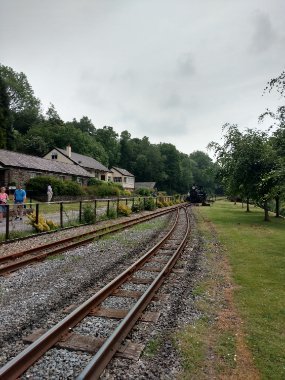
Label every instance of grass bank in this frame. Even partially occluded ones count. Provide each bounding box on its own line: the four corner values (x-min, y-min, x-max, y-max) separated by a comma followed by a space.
194, 199, 285, 379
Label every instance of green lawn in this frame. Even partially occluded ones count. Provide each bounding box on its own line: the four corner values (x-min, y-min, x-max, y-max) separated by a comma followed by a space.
198, 199, 285, 379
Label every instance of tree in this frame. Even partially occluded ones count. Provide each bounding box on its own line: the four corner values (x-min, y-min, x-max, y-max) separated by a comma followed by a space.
94, 126, 120, 167
264, 70, 285, 97
260, 70, 285, 216
0, 65, 41, 135
189, 150, 216, 195
157, 143, 182, 194
69, 116, 96, 136
209, 124, 278, 221
0, 75, 13, 149
179, 153, 194, 194
119, 130, 135, 170
45, 103, 63, 126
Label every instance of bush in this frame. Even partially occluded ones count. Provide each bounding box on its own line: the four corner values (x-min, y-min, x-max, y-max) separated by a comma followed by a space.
85, 182, 121, 197
107, 207, 117, 219
144, 198, 156, 211
117, 203, 132, 216
132, 200, 144, 213
61, 181, 85, 196
157, 200, 164, 208
136, 188, 151, 196
26, 176, 84, 197
82, 204, 96, 224
121, 190, 132, 197
87, 178, 102, 186
27, 212, 58, 232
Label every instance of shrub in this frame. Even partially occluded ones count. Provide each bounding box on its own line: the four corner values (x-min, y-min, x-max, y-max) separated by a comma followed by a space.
136, 188, 151, 196
157, 200, 164, 208
86, 183, 121, 197
132, 201, 144, 213
26, 176, 84, 197
61, 181, 85, 196
82, 204, 96, 224
122, 190, 132, 197
144, 198, 156, 211
117, 203, 132, 216
87, 178, 102, 186
27, 212, 58, 232
107, 207, 117, 219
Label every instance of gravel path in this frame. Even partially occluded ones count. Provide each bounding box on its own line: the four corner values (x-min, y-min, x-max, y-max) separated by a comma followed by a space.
0, 206, 208, 379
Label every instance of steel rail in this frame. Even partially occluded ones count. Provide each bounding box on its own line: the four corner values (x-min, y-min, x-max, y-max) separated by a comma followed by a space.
0, 206, 178, 263
0, 208, 182, 380
77, 206, 190, 380
0, 206, 179, 275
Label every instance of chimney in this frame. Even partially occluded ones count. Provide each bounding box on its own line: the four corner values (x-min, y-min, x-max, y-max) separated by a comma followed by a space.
66, 145, 71, 158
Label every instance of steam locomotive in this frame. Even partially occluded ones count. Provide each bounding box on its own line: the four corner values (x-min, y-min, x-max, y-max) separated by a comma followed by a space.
186, 185, 207, 204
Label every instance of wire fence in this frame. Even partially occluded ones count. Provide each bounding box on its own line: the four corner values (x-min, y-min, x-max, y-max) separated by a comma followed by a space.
0, 195, 184, 242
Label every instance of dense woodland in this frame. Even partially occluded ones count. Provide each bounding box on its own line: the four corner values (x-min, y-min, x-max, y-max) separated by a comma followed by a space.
0, 64, 284, 216
0, 65, 218, 195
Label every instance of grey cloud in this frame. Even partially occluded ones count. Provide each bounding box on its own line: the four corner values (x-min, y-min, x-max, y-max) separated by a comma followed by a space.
249, 11, 277, 53
160, 93, 183, 109
1, 0, 284, 156
177, 53, 196, 77
121, 111, 189, 139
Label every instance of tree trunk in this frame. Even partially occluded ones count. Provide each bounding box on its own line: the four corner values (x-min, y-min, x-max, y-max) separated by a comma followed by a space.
264, 200, 269, 222
246, 197, 250, 212
275, 196, 280, 218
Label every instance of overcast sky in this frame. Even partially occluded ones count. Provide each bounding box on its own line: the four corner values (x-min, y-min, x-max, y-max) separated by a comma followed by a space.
1, 0, 285, 156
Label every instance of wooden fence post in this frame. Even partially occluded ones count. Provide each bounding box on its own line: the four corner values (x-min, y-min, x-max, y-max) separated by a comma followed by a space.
5, 205, 9, 241
116, 198, 119, 216
60, 202, 63, 228
36, 204, 39, 225
79, 201, 82, 223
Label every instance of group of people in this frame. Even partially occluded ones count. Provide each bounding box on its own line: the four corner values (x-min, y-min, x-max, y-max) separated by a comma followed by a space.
0, 184, 54, 223
0, 184, 27, 223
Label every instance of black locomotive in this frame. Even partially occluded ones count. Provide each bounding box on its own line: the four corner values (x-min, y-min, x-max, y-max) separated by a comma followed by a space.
186, 185, 207, 204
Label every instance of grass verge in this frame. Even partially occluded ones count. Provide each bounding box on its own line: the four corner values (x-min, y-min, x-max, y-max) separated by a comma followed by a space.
194, 199, 285, 379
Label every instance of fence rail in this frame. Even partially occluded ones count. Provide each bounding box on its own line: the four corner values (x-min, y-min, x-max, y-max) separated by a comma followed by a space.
0, 195, 184, 242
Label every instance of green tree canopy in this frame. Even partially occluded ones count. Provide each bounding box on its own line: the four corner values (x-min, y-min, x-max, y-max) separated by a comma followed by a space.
0, 64, 41, 135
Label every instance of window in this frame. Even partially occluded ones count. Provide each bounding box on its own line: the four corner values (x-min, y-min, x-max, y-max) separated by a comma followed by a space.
114, 177, 122, 183
51, 153, 58, 160
123, 177, 127, 183
101, 175, 106, 181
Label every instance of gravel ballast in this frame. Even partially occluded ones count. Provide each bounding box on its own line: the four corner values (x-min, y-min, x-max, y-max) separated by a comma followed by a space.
0, 207, 211, 379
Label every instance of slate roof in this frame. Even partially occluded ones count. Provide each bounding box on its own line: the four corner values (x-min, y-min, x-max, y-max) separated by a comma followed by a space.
111, 167, 134, 177
135, 182, 156, 189
56, 148, 109, 172
0, 149, 92, 177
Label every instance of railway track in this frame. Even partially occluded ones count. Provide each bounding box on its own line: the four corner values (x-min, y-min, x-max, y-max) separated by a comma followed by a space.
0, 205, 190, 380
0, 206, 180, 275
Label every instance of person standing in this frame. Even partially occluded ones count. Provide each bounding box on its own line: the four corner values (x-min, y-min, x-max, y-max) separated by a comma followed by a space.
47, 184, 53, 203
14, 184, 26, 220
0, 187, 9, 223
